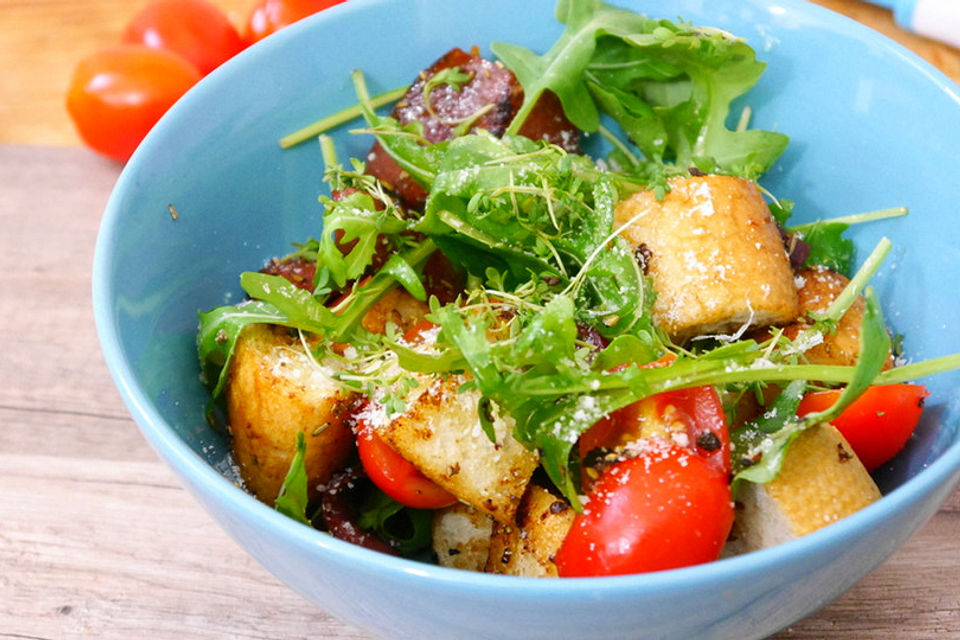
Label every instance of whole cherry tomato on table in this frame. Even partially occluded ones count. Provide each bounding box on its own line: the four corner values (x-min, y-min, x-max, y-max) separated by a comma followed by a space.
555, 442, 734, 577
797, 383, 929, 472
66, 45, 202, 161
122, 0, 246, 75
245, 0, 348, 44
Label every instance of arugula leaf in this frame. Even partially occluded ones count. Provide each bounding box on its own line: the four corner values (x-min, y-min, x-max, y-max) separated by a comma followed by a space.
795, 221, 853, 273
494, 0, 655, 134
353, 69, 444, 188
730, 379, 807, 485
590, 20, 788, 177
240, 272, 339, 334
495, 0, 787, 178
592, 334, 660, 371
318, 189, 407, 288
197, 300, 291, 399
356, 489, 433, 555
274, 432, 311, 525
802, 287, 891, 424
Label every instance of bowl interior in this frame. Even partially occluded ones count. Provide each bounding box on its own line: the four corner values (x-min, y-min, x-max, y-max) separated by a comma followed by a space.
93, 0, 960, 635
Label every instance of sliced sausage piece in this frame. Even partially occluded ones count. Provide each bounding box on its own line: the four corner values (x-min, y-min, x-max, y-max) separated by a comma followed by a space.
366, 47, 579, 209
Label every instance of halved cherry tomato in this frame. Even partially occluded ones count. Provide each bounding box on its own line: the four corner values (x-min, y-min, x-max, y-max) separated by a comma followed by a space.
796, 384, 929, 472
122, 0, 246, 75
66, 45, 202, 161
555, 442, 734, 577
354, 407, 457, 510
244, 0, 347, 44
580, 385, 731, 477
403, 320, 440, 344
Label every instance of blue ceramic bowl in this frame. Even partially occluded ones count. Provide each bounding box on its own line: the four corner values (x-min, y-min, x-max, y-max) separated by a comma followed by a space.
93, 0, 960, 638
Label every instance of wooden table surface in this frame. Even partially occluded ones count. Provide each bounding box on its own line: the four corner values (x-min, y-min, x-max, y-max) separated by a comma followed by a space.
1, 1, 959, 639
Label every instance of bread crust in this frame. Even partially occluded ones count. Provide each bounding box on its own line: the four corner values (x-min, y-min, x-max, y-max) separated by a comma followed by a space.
615, 175, 799, 341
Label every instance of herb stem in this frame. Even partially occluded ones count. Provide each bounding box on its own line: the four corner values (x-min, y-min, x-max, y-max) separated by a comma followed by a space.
329, 239, 437, 337
876, 353, 960, 383
279, 85, 408, 149
817, 237, 891, 323
596, 124, 638, 166
788, 207, 908, 232
319, 134, 337, 171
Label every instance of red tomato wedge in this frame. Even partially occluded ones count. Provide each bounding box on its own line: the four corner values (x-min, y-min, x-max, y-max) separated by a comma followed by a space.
122, 0, 246, 75
580, 385, 731, 477
66, 45, 202, 161
556, 442, 734, 577
354, 407, 457, 510
797, 384, 929, 471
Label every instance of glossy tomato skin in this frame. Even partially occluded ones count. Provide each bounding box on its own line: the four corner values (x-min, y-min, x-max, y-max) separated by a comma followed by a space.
580, 385, 731, 476
122, 0, 246, 75
66, 45, 202, 161
245, 0, 347, 44
354, 410, 457, 510
555, 442, 734, 577
797, 384, 929, 472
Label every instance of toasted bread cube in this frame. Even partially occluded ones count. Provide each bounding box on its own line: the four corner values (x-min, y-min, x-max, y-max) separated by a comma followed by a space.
486, 485, 575, 577
227, 288, 429, 505
227, 324, 355, 505
727, 423, 881, 554
359, 287, 430, 335
782, 265, 889, 367
615, 175, 799, 341
432, 502, 494, 571
375, 374, 539, 524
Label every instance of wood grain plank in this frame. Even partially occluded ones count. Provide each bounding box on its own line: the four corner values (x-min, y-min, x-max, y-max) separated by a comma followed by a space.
0, 146, 121, 418
0, 454, 367, 640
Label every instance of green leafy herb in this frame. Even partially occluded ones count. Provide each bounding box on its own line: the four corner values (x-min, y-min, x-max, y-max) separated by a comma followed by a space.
197, 300, 292, 400
494, 0, 788, 179
274, 432, 311, 525
422, 66, 473, 117
494, 0, 655, 134
357, 490, 433, 556
795, 221, 854, 273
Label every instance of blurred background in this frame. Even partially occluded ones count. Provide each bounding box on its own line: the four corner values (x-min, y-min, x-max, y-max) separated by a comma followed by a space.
0, 0, 958, 152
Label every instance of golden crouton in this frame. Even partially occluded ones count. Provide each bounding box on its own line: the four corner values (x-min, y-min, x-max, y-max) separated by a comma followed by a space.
486, 485, 575, 577
227, 288, 430, 505
432, 502, 494, 571
726, 423, 881, 554
375, 374, 540, 524
227, 324, 355, 505
359, 287, 430, 335
614, 175, 799, 341
783, 266, 878, 367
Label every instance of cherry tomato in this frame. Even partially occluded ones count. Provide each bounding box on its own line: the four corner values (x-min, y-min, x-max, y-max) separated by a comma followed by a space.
402, 320, 440, 344
796, 384, 929, 472
122, 0, 246, 76
245, 0, 347, 44
555, 442, 734, 577
66, 45, 202, 161
354, 408, 457, 510
580, 385, 731, 477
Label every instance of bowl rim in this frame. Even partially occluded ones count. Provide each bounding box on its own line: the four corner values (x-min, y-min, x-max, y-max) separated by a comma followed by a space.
92, 0, 960, 596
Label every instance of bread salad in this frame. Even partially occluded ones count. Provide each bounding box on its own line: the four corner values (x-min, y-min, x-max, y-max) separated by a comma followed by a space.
197, 0, 960, 576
